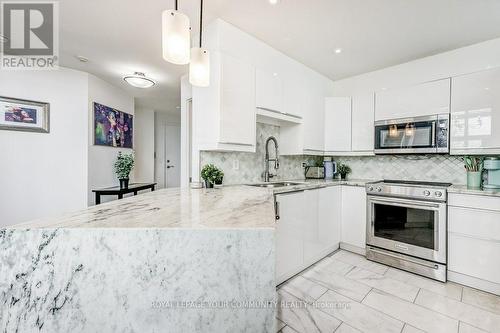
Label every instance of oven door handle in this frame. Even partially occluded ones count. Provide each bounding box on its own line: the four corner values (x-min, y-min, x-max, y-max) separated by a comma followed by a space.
368, 195, 442, 210
431, 121, 436, 147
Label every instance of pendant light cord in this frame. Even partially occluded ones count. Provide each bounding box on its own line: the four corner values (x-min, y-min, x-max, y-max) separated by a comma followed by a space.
175, 0, 178, 10
199, 0, 204, 48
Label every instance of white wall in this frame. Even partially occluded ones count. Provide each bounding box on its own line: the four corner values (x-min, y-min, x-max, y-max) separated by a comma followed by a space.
331, 38, 500, 96
0, 69, 89, 226
180, 75, 192, 188
134, 108, 155, 183
87, 74, 135, 205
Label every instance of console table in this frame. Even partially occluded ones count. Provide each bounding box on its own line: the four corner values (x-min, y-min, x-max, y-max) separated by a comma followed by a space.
92, 183, 156, 205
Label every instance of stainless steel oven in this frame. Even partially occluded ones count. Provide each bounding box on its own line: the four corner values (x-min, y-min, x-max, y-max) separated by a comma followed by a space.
366, 180, 450, 282
374, 114, 449, 154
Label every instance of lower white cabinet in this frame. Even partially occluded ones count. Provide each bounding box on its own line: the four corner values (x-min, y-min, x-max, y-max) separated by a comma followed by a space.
448, 194, 500, 294
275, 191, 305, 284
341, 186, 367, 252
275, 187, 342, 284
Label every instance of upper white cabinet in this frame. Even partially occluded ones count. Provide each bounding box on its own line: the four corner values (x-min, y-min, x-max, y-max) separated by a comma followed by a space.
324, 97, 352, 153
303, 86, 326, 153
192, 52, 256, 152
351, 93, 375, 153
450, 67, 500, 155
256, 69, 283, 113
341, 186, 367, 252
375, 78, 450, 121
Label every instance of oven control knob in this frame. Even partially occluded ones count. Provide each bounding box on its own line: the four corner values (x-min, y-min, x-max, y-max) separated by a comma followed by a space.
423, 190, 431, 196
368, 186, 374, 192
376, 187, 382, 192
435, 191, 443, 197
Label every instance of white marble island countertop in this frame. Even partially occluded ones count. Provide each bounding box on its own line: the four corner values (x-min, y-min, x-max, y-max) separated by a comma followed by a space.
9, 185, 276, 229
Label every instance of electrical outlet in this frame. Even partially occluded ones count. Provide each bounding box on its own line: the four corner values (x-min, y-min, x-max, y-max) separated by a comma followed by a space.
233, 159, 239, 170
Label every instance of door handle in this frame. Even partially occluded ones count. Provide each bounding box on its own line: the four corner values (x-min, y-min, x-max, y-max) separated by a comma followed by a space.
275, 201, 280, 221
167, 165, 175, 169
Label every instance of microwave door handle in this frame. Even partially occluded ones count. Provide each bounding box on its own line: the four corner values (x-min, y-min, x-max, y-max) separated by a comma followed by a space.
431, 122, 436, 147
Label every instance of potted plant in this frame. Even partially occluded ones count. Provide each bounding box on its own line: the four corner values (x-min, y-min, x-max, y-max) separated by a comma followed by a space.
337, 163, 351, 180
200, 164, 223, 188
463, 156, 484, 189
114, 152, 134, 189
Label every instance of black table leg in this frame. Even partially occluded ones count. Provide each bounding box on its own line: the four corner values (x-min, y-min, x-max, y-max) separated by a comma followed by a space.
96, 193, 101, 205
118, 194, 123, 200
133, 191, 138, 195
151, 185, 155, 192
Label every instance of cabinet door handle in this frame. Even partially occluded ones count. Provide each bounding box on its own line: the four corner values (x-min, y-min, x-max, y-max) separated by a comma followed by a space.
275, 201, 280, 221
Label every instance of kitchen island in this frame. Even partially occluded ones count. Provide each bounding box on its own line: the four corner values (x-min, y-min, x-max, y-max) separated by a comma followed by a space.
0, 186, 276, 332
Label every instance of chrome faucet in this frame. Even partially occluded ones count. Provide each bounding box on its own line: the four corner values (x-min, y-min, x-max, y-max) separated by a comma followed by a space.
263, 136, 280, 182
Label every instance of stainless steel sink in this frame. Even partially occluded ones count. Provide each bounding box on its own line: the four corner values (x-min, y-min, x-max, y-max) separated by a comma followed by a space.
247, 181, 305, 188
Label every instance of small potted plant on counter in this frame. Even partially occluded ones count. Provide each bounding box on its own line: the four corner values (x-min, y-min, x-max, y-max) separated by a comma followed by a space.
114, 152, 134, 189
213, 169, 224, 188
201, 164, 223, 188
463, 156, 484, 189
337, 163, 351, 180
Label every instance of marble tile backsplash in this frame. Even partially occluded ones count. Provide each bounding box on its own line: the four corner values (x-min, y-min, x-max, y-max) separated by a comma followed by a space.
200, 123, 306, 185
200, 123, 467, 185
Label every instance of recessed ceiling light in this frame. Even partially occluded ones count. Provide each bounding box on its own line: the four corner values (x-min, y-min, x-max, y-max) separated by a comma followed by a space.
273, 72, 278, 77
0, 34, 8, 43
269, 0, 280, 5
123, 72, 156, 89
334, 48, 342, 54
76, 55, 89, 63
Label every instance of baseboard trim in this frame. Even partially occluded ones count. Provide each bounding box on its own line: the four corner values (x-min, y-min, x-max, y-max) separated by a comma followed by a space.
339, 242, 366, 256
448, 270, 500, 296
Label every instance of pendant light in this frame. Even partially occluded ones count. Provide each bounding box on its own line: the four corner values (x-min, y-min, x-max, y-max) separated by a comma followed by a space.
162, 0, 191, 65
189, 0, 210, 87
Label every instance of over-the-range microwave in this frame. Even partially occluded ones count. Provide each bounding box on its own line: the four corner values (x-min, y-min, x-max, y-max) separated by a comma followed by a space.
374, 114, 449, 154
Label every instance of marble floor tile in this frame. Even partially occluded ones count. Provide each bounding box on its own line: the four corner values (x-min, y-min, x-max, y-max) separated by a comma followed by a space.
281, 276, 328, 304
345, 267, 420, 302
462, 287, 500, 315
313, 256, 355, 276
459, 322, 488, 333
277, 290, 341, 333
280, 325, 299, 333
384, 267, 463, 300
302, 267, 372, 302
331, 250, 389, 275
276, 318, 286, 332
402, 324, 426, 333
317, 290, 403, 333
415, 289, 500, 332
363, 289, 459, 333
334, 322, 362, 333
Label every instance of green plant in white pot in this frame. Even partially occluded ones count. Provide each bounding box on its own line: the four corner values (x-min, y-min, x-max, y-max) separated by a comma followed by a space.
114, 152, 134, 189
200, 164, 223, 188
463, 156, 483, 189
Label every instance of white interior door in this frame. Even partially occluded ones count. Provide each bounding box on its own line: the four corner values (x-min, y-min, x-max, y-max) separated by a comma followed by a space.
165, 124, 181, 188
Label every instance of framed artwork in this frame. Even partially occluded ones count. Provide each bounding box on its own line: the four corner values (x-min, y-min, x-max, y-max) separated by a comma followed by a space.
93, 102, 133, 148
0, 96, 50, 133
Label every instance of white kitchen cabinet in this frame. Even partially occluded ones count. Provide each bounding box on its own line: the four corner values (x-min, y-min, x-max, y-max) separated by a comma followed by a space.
341, 186, 367, 252
303, 90, 326, 153
375, 78, 450, 121
275, 191, 305, 284
450, 67, 500, 155
324, 97, 352, 153
256, 68, 283, 113
351, 93, 375, 153
303, 187, 342, 265
283, 77, 304, 118
448, 193, 500, 295
192, 52, 256, 152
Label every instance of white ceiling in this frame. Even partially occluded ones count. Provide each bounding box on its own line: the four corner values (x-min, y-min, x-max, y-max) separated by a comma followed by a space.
59, 0, 500, 113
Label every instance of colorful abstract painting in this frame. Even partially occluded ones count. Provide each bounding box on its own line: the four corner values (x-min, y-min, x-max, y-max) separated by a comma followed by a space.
94, 102, 133, 148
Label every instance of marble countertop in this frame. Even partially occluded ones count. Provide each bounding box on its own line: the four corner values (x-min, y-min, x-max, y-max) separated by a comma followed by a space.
269, 178, 376, 194
8, 186, 276, 229
447, 185, 500, 198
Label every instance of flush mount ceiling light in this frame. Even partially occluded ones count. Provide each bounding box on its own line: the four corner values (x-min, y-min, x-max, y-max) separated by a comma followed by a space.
162, 0, 191, 65
189, 0, 210, 87
123, 72, 156, 89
